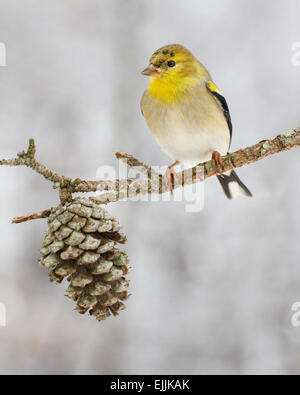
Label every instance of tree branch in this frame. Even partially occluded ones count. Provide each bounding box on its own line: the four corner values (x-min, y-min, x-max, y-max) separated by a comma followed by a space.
1, 127, 300, 214
73, 127, 300, 201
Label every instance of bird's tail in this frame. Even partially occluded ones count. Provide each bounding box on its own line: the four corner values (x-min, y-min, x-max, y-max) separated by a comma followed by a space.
217, 170, 252, 200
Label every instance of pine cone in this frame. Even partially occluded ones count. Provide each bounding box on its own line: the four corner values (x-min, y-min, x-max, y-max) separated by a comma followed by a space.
39, 197, 130, 322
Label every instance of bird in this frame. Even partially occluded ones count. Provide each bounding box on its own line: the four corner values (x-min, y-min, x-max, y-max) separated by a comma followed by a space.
140, 44, 252, 199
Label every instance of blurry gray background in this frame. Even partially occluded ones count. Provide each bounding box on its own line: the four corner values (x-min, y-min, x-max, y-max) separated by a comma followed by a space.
0, 0, 300, 375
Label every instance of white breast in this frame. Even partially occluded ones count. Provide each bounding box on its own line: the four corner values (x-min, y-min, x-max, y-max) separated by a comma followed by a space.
141, 83, 231, 167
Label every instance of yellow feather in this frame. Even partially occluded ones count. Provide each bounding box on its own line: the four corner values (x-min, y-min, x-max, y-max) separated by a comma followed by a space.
148, 74, 200, 103
146, 44, 210, 103
207, 80, 221, 94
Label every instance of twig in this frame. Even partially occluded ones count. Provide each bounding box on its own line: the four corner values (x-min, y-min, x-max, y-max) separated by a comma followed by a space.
12, 209, 52, 224
0, 139, 71, 187
115, 150, 155, 178
74, 127, 300, 199
1, 127, 300, 216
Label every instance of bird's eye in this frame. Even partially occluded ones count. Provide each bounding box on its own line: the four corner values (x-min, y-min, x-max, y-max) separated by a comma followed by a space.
167, 60, 176, 67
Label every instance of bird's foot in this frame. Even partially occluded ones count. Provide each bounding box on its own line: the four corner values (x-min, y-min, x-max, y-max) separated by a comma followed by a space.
165, 161, 180, 194
211, 151, 223, 173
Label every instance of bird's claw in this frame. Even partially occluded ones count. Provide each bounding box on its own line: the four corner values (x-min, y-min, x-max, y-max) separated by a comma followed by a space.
165, 161, 179, 194
211, 151, 223, 173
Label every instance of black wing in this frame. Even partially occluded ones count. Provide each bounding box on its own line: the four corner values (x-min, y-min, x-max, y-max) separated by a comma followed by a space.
206, 81, 232, 145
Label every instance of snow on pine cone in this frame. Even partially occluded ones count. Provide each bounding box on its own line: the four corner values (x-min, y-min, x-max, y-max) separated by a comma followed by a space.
39, 197, 130, 322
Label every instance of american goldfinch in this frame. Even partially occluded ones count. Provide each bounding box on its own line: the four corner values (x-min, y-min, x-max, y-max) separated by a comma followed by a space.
140, 44, 252, 199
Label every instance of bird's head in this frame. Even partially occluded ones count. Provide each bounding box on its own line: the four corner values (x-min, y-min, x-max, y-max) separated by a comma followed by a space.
141, 44, 200, 80
141, 44, 208, 101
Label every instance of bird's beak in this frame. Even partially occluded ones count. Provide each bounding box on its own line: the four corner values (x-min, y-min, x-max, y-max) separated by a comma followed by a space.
141, 64, 160, 76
